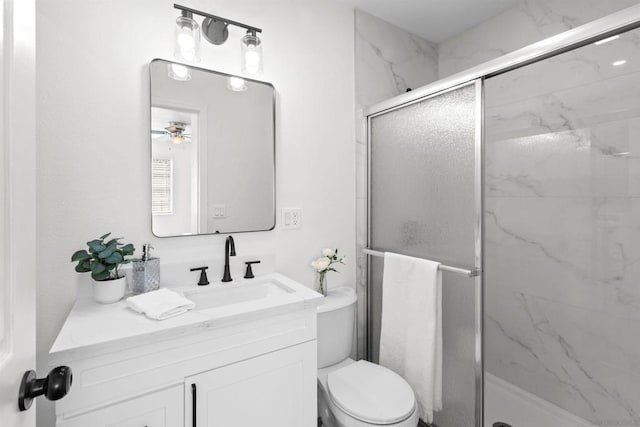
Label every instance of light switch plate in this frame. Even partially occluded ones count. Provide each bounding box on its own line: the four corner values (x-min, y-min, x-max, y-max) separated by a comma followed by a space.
211, 204, 227, 219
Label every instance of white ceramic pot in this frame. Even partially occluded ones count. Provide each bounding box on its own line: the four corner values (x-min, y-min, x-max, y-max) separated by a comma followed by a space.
92, 276, 127, 304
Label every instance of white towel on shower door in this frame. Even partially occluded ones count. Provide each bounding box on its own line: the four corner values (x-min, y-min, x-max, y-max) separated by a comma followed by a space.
379, 252, 442, 423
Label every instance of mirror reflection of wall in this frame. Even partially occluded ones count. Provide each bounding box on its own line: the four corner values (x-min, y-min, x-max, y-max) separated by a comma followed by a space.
150, 59, 275, 237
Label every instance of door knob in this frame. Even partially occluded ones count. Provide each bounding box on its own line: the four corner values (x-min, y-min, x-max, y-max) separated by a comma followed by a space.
18, 366, 72, 411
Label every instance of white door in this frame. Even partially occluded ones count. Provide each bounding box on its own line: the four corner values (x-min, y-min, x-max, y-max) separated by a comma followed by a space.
0, 0, 37, 425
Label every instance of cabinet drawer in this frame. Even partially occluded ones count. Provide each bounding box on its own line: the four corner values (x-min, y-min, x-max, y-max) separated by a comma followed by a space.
58, 385, 183, 427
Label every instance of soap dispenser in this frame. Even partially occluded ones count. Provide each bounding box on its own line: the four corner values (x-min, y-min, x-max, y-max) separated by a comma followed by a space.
131, 244, 160, 294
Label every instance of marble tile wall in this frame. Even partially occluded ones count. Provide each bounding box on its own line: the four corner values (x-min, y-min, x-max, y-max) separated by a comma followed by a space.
484, 28, 640, 425
354, 10, 438, 359
438, 0, 640, 78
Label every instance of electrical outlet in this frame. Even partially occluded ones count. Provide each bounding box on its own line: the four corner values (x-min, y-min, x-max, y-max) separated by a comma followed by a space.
281, 208, 301, 229
290, 209, 300, 227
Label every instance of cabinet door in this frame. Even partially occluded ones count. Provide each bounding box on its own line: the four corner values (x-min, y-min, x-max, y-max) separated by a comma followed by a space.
58, 385, 183, 427
186, 341, 316, 427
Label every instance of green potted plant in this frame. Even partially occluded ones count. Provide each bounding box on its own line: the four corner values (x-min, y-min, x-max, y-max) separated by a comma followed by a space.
71, 233, 135, 304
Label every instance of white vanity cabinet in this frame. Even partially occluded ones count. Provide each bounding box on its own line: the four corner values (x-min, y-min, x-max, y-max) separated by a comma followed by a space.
186, 341, 316, 427
49, 274, 323, 427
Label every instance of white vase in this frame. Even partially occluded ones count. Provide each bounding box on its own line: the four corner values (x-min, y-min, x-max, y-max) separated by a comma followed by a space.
92, 276, 126, 304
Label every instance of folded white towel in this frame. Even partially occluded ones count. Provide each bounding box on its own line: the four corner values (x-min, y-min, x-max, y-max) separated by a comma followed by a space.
126, 288, 195, 320
379, 252, 442, 423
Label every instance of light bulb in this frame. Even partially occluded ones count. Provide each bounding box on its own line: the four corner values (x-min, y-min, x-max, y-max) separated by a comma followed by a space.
178, 33, 195, 51
244, 50, 260, 74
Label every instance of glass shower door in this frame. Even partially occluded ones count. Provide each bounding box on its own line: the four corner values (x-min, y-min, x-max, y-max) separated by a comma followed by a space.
367, 81, 482, 426
484, 26, 640, 427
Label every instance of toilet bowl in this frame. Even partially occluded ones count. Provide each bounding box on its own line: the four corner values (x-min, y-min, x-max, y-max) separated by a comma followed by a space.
317, 287, 419, 427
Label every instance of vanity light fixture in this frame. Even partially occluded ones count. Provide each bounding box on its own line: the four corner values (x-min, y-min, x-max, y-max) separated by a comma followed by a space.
613, 59, 627, 66
173, 4, 263, 76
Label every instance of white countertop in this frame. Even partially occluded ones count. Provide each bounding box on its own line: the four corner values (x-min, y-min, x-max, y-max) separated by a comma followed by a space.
49, 273, 323, 364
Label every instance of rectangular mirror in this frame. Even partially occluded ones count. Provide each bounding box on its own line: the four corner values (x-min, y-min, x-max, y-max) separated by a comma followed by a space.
150, 59, 275, 237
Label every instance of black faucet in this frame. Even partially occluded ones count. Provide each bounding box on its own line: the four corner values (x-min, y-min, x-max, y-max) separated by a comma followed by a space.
222, 236, 236, 282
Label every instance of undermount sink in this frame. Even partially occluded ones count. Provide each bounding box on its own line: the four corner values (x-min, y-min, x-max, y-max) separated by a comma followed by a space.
183, 277, 296, 311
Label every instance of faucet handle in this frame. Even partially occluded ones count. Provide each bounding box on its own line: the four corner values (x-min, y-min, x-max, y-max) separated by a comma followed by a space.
190, 266, 210, 286
244, 261, 261, 279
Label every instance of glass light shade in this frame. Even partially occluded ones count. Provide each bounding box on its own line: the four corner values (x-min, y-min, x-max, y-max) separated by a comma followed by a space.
167, 63, 192, 81
241, 33, 262, 75
175, 16, 200, 62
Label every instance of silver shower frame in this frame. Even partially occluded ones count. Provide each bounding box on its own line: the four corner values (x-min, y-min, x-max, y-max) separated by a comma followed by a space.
362, 4, 640, 427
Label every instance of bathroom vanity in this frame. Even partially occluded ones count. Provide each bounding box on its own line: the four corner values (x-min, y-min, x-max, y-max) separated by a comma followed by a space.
49, 273, 322, 426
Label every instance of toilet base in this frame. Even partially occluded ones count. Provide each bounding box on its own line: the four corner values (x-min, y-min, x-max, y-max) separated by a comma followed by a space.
318, 382, 338, 427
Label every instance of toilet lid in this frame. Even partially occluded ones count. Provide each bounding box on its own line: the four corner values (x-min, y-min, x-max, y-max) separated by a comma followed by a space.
327, 360, 416, 424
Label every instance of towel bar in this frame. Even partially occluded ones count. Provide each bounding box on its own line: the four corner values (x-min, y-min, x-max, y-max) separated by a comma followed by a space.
362, 248, 481, 278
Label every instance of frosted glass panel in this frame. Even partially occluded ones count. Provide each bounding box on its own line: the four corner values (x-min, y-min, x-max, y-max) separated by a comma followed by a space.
369, 83, 479, 426
370, 86, 476, 265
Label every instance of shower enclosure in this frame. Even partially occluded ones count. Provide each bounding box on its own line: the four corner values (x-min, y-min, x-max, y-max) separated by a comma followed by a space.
362, 5, 640, 427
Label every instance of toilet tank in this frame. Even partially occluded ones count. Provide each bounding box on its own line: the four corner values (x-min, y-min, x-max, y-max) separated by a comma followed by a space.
317, 287, 357, 368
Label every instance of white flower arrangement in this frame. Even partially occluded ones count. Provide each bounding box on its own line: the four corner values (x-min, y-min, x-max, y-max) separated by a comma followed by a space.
311, 248, 346, 295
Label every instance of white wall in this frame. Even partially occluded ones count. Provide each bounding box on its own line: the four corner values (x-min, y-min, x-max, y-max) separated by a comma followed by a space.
36, 0, 355, 425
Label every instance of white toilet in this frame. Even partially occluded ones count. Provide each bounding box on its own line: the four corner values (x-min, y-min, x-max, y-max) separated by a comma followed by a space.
317, 287, 419, 427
